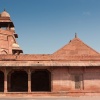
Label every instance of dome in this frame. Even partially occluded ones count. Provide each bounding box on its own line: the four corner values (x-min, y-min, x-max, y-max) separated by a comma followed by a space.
1, 10, 10, 18
12, 43, 20, 49
10, 27, 15, 32
12, 43, 23, 54
12, 43, 23, 53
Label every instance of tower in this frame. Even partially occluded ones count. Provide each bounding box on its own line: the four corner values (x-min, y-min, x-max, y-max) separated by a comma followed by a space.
0, 9, 23, 54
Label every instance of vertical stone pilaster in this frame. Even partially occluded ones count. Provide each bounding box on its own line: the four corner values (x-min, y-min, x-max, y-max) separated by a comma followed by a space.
4, 68, 7, 93
83, 67, 85, 90
7, 35, 13, 54
28, 68, 31, 93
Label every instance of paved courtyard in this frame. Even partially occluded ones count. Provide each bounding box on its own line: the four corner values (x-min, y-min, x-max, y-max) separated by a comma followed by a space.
0, 96, 100, 100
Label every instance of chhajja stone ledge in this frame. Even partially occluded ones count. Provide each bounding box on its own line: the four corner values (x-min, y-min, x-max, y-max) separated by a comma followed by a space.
0, 61, 100, 66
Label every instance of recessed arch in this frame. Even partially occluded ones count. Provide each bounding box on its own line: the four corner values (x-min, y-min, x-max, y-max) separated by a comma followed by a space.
0, 71, 4, 92
9, 70, 28, 92
31, 69, 51, 92
1, 50, 7, 54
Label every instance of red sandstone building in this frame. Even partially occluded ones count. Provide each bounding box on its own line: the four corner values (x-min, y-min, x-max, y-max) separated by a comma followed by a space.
0, 9, 100, 96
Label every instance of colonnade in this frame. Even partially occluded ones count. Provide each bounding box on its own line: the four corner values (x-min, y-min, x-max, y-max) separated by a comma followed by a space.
0, 68, 51, 93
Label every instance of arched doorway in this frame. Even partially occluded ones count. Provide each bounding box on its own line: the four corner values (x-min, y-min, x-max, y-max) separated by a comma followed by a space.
31, 70, 51, 92
10, 71, 28, 92
0, 71, 4, 92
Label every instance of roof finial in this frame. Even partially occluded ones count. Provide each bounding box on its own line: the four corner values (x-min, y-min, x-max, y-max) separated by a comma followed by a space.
4, 8, 6, 11
75, 33, 77, 38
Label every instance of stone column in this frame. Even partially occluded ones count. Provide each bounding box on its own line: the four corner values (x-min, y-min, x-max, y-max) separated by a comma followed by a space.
8, 74, 11, 92
4, 68, 7, 93
28, 68, 31, 93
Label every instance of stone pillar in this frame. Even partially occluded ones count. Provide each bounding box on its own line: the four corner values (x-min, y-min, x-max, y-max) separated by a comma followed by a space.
4, 68, 7, 93
8, 74, 11, 92
28, 69, 31, 93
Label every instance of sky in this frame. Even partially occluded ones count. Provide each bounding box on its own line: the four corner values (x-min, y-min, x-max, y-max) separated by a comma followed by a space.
0, 0, 100, 54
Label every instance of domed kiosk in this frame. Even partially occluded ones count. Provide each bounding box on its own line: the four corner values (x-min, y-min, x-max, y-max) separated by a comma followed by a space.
0, 9, 10, 18
12, 43, 23, 54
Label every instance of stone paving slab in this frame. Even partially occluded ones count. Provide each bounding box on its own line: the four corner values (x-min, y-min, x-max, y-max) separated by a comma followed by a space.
0, 96, 100, 100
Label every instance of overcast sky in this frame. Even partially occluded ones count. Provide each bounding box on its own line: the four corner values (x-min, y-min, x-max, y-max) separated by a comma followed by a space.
0, 0, 100, 54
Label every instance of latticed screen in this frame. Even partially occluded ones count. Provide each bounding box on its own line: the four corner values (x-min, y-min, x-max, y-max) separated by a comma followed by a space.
75, 75, 81, 89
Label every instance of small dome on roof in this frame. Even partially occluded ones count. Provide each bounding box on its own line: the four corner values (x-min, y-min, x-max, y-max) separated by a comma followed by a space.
1, 9, 10, 18
12, 43, 23, 54
12, 43, 20, 48
10, 27, 15, 30
10, 27, 15, 32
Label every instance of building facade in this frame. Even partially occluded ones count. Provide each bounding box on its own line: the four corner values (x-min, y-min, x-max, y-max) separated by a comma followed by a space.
0, 10, 100, 97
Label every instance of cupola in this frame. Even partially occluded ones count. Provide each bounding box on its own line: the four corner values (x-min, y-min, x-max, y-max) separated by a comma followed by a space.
0, 9, 10, 18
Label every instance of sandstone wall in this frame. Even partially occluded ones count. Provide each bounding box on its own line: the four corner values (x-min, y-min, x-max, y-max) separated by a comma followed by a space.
52, 67, 100, 92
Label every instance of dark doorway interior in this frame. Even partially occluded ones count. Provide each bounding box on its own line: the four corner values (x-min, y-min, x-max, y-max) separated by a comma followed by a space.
31, 70, 51, 92
10, 71, 28, 92
0, 71, 4, 92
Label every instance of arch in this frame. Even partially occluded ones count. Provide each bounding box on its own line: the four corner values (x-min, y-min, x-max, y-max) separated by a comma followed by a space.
9, 70, 28, 92
31, 69, 51, 92
1, 50, 7, 54
7, 35, 16, 42
0, 71, 4, 92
